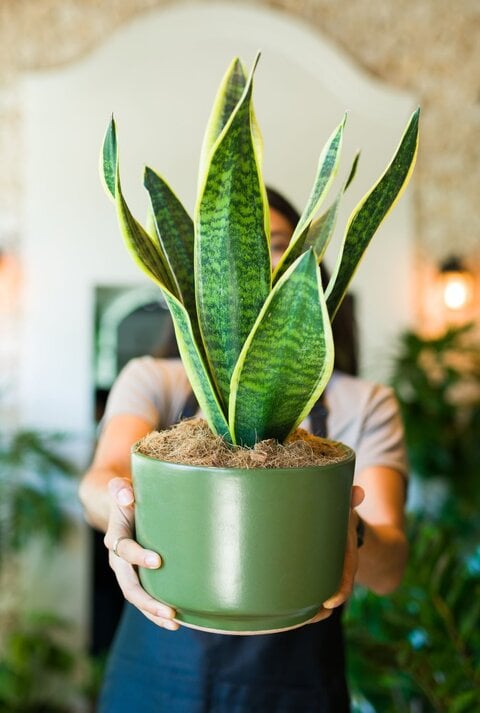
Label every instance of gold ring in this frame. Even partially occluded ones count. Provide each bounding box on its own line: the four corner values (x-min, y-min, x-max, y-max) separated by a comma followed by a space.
112, 536, 130, 558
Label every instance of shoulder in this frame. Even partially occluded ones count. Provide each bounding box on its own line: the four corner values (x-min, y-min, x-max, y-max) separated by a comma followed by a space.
327, 371, 396, 425
119, 355, 186, 383
327, 370, 394, 401
103, 356, 191, 429
327, 371, 407, 479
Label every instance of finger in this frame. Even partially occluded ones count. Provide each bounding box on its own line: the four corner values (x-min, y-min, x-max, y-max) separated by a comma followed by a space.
143, 610, 181, 631
108, 476, 135, 507
107, 534, 162, 570
110, 555, 176, 621
104, 481, 138, 553
322, 588, 350, 610
308, 607, 333, 624
323, 544, 357, 609
323, 518, 358, 610
351, 484, 365, 508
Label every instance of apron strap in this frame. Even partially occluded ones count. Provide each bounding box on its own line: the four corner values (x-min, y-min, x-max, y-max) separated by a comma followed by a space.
309, 396, 329, 438
179, 389, 199, 420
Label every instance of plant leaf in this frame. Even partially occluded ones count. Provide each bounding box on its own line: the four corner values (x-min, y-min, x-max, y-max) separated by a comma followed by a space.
195, 56, 271, 408
345, 150, 360, 190
291, 114, 346, 240
273, 151, 360, 283
100, 117, 180, 297
100, 115, 117, 199
326, 108, 420, 320
115, 176, 230, 440
272, 115, 346, 282
229, 250, 334, 446
144, 167, 196, 319
116, 173, 176, 293
162, 292, 231, 441
198, 57, 248, 185
104, 125, 229, 438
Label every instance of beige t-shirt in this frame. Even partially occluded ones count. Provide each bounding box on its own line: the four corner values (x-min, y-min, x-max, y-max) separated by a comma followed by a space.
103, 356, 408, 479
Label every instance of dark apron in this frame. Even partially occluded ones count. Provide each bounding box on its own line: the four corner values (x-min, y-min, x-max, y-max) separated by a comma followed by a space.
99, 396, 350, 713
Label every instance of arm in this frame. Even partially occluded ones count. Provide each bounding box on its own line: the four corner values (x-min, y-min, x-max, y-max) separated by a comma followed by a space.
354, 465, 408, 595
326, 382, 409, 602
79, 414, 151, 531
78, 413, 179, 630
315, 465, 407, 620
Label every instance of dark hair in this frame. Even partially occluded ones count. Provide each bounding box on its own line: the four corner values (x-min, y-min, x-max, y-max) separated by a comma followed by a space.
267, 186, 359, 376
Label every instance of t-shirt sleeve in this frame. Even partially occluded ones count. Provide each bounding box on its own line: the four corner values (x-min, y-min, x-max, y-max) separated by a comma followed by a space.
102, 357, 172, 429
354, 384, 409, 480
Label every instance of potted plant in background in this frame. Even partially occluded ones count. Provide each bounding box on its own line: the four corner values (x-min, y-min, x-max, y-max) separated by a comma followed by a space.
100, 54, 419, 633
0, 428, 94, 711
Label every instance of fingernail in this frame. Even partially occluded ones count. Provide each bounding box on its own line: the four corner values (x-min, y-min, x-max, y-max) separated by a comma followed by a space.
324, 595, 344, 609
145, 553, 161, 568
164, 620, 179, 630
118, 488, 133, 506
323, 597, 337, 609
157, 606, 174, 618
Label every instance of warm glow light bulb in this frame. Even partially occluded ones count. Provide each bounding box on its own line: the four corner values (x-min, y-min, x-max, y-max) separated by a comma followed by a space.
443, 274, 471, 310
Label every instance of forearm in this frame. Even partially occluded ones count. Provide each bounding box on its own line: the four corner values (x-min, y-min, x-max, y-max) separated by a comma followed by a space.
356, 521, 408, 595
79, 415, 151, 531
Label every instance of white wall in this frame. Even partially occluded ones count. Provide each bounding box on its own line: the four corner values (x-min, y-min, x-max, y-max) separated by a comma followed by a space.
20, 1, 417, 435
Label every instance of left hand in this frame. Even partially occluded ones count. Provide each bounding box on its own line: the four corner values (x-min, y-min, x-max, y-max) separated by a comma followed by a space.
308, 484, 365, 624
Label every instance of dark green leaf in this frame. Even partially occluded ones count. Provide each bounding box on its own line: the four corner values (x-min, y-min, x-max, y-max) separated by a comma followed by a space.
144, 167, 196, 323
326, 108, 420, 320
196, 58, 270, 408
100, 116, 117, 199
230, 250, 334, 445
199, 57, 247, 181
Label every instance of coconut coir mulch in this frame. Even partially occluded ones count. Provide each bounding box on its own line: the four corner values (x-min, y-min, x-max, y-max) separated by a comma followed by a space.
134, 417, 351, 469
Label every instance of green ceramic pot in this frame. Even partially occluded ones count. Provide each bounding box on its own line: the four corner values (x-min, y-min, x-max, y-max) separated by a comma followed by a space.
132, 446, 355, 634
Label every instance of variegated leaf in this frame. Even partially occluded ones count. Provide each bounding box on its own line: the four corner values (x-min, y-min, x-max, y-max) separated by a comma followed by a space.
273, 151, 360, 283
115, 171, 176, 293
326, 108, 420, 320
272, 115, 346, 282
100, 116, 117, 200
144, 167, 195, 318
101, 121, 180, 297
198, 57, 247, 185
229, 250, 334, 446
113, 166, 230, 439
195, 57, 271, 408
163, 292, 231, 441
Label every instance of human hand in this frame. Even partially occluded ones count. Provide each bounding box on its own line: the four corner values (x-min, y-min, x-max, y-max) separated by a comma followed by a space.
309, 484, 365, 624
103, 476, 179, 631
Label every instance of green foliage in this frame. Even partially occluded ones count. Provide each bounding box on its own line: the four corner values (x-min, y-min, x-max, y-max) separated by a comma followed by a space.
390, 324, 480, 506
0, 430, 102, 712
0, 430, 77, 558
346, 513, 480, 713
347, 325, 480, 711
0, 612, 95, 713
101, 54, 419, 446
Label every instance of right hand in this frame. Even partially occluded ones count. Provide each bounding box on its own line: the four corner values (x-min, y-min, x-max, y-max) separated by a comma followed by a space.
103, 477, 179, 631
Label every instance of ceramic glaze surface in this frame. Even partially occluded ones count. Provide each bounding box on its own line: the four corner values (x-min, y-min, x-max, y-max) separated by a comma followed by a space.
132, 448, 355, 633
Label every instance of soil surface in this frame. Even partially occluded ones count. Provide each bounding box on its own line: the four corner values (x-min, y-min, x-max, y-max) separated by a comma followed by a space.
134, 417, 352, 469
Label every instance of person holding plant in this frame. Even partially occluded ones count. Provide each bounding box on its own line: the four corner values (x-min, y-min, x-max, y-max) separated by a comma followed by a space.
80, 188, 409, 713
80, 51, 419, 710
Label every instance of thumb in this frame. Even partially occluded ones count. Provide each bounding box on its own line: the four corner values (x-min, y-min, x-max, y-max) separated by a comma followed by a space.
108, 476, 135, 507
351, 484, 365, 509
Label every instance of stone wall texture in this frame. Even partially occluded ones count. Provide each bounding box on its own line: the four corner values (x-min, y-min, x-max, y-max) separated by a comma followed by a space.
0, 0, 478, 375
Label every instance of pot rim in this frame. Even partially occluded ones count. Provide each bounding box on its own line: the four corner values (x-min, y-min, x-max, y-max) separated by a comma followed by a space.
131, 440, 355, 475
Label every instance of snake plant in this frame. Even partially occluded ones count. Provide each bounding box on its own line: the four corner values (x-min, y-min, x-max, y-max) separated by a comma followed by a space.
100, 55, 419, 447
